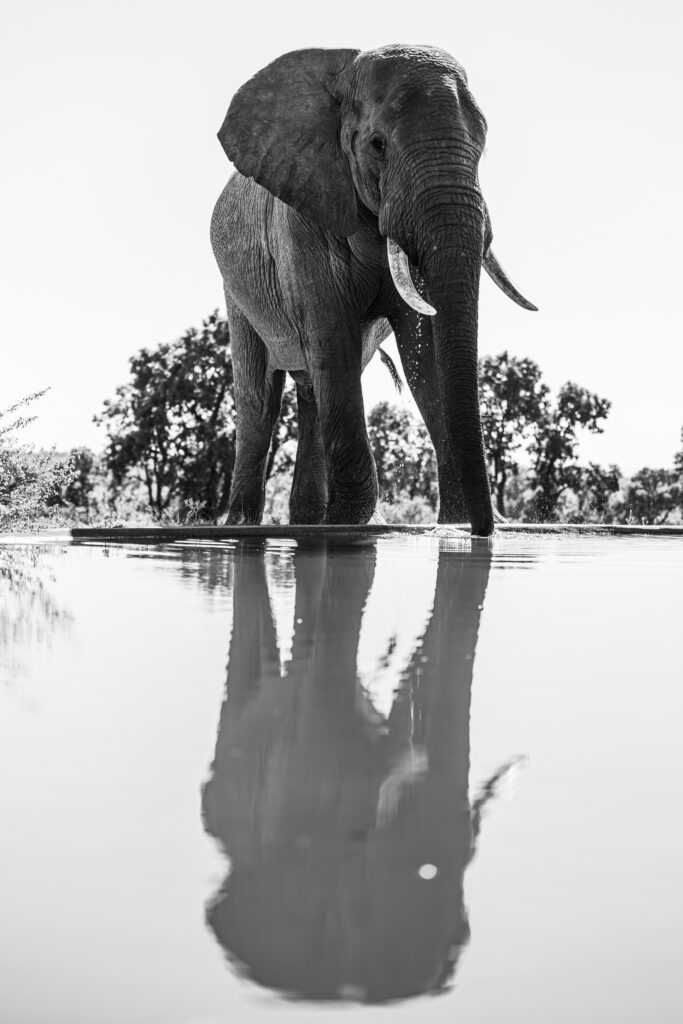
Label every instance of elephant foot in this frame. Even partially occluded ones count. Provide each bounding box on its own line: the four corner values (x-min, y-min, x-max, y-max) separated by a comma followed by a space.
225, 499, 265, 526
470, 513, 495, 537
289, 500, 327, 525
224, 513, 263, 526
324, 499, 375, 526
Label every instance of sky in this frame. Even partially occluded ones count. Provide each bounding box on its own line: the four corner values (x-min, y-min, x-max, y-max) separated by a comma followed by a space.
1, 0, 681, 474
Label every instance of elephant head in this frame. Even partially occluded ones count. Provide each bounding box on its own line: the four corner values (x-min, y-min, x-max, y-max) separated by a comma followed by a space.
218, 46, 536, 536
201, 537, 522, 1002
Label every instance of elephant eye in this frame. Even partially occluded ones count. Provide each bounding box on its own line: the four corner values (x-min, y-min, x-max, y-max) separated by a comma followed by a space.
368, 132, 387, 157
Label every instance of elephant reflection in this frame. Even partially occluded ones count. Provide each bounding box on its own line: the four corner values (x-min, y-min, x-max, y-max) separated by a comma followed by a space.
202, 539, 508, 1002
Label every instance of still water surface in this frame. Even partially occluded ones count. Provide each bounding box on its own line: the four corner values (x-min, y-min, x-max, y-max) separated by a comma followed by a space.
0, 534, 681, 1023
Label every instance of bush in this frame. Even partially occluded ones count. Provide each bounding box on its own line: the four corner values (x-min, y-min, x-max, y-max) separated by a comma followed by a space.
0, 391, 76, 531
380, 495, 437, 524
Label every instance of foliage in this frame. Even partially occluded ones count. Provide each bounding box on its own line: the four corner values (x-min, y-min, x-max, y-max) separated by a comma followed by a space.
616, 466, 682, 525
478, 356, 612, 519
570, 462, 622, 522
380, 494, 436, 524
367, 401, 438, 511
525, 382, 612, 521
674, 427, 683, 478
11, 318, 674, 528
479, 352, 549, 515
96, 313, 235, 519
0, 391, 77, 531
96, 314, 299, 522
47, 447, 99, 511
43, 447, 155, 525
477, 354, 616, 521
263, 465, 294, 524
267, 383, 298, 479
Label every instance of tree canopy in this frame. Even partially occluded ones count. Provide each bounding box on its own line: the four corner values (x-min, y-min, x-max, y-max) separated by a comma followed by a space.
96, 313, 236, 518
478, 353, 613, 520
367, 401, 438, 512
96, 313, 299, 520
619, 467, 682, 525
527, 381, 612, 520
479, 352, 548, 515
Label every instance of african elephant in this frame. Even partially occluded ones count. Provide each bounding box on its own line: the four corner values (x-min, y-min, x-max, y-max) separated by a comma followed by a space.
201, 538, 520, 1002
211, 45, 536, 534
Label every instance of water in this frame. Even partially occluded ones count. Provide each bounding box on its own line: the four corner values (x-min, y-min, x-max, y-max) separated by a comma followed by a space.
1, 534, 681, 1023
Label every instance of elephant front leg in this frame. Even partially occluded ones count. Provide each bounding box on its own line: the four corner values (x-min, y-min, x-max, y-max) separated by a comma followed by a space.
389, 310, 468, 524
308, 329, 378, 525
227, 307, 285, 524
289, 378, 328, 524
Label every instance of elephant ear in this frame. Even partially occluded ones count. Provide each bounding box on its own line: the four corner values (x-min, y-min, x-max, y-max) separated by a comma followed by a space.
219, 48, 360, 236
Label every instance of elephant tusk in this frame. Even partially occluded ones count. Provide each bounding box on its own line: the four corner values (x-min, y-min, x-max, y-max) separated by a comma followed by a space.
387, 239, 437, 316
483, 248, 538, 311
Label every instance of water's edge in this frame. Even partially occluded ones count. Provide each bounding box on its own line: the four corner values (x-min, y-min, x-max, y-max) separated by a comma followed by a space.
1, 522, 680, 547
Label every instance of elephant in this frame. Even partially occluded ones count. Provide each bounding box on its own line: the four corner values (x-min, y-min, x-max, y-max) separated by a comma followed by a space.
201, 537, 522, 1002
211, 44, 536, 535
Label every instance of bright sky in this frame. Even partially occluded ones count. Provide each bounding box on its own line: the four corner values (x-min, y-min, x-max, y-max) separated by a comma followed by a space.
2, 0, 681, 474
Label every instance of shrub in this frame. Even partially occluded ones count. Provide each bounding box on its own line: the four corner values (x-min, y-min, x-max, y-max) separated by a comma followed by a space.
0, 391, 76, 531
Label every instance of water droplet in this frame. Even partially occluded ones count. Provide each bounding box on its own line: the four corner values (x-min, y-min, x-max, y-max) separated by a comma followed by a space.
418, 863, 438, 880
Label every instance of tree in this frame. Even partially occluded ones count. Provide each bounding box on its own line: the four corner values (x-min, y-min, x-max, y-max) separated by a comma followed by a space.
478, 352, 549, 515
46, 447, 98, 511
367, 401, 438, 510
674, 427, 683, 478
477, 355, 614, 521
618, 467, 682, 525
96, 313, 300, 521
526, 382, 612, 521
97, 313, 235, 518
572, 462, 622, 522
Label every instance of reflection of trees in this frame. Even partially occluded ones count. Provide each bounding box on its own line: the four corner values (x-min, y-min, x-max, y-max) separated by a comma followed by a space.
111, 543, 236, 594
0, 545, 72, 684
202, 539, 516, 1003
175, 544, 235, 593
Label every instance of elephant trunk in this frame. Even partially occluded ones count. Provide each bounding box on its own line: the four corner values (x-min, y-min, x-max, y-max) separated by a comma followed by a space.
419, 210, 494, 536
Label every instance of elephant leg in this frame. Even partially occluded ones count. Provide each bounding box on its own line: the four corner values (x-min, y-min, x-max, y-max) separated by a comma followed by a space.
289, 377, 328, 525
226, 306, 285, 524
389, 310, 468, 524
308, 327, 378, 524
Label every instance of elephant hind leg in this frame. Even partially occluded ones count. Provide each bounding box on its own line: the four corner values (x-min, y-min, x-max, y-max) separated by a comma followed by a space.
226, 306, 285, 525
289, 376, 328, 525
